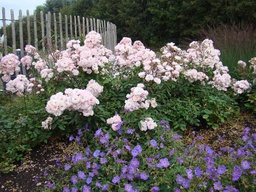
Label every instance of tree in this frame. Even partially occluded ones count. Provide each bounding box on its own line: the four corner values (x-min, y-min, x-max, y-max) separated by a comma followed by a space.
43, 0, 76, 13
65, 0, 99, 16
4, 0, 256, 50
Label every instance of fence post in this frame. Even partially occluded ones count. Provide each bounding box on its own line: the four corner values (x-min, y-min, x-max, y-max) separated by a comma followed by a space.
53, 13, 58, 50
59, 13, 63, 50
11, 9, 16, 54
86, 18, 89, 33
65, 15, 68, 46
2, 7, 8, 55
78, 16, 81, 37
33, 11, 38, 50
19, 10, 25, 74
46, 12, 52, 51
82, 17, 85, 36
74, 15, 77, 39
40, 11, 45, 52
70, 15, 73, 40
26, 10, 31, 45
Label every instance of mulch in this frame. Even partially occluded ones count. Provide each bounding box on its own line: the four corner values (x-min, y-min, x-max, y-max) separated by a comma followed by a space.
0, 138, 69, 192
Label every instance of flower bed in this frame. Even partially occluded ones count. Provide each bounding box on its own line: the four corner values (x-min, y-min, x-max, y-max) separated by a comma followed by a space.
0, 31, 255, 191
42, 124, 255, 191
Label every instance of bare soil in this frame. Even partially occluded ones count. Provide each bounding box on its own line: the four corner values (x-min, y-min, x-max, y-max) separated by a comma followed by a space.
0, 138, 70, 192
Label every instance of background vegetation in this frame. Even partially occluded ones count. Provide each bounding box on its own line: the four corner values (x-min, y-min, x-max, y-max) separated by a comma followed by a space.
37, 0, 256, 48
1, 0, 256, 49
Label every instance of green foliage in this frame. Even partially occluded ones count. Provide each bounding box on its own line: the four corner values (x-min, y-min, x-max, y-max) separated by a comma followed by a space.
201, 89, 239, 130
61, 0, 99, 16
0, 90, 88, 173
41, 0, 76, 13
165, 97, 201, 131
149, 79, 239, 132
244, 92, 256, 114
94, 0, 256, 47
0, 94, 51, 173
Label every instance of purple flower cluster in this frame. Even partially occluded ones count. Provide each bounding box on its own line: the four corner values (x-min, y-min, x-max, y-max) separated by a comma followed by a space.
94, 128, 110, 147
159, 120, 170, 131
72, 153, 83, 164
156, 158, 170, 168
150, 139, 158, 148
131, 145, 142, 157
46, 124, 255, 192
112, 175, 121, 184
124, 183, 138, 192
176, 174, 190, 189
232, 165, 242, 181
174, 127, 255, 191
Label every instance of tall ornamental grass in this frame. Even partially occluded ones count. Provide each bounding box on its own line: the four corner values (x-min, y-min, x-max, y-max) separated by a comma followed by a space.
199, 23, 256, 77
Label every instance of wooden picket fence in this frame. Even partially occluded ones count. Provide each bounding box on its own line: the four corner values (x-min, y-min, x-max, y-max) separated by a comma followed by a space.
0, 7, 117, 58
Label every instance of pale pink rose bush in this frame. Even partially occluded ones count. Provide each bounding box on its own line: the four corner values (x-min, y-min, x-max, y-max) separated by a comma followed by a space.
6, 74, 34, 96
84, 31, 102, 48
40, 68, 54, 82
116, 37, 156, 69
139, 117, 158, 131
25, 45, 42, 67
55, 57, 77, 74
186, 39, 222, 69
157, 42, 188, 82
112, 37, 251, 95
249, 57, 256, 75
86, 79, 104, 97
33, 59, 48, 72
185, 40, 234, 91
113, 37, 156, 77
237, 60, 247, 69
41, 117, 53, 130
208, 73, 232, 91
64, 88, 100, 117
25, 44, 37, 55
45, 80, 103, 117
0, 53, 20, 82
21, 55, 33, 70
2, 31, 256, 133
232, 80, 251, 94
107, 114, 123, 131
183, 69, 209, 84
45, 92, 70, 116
233, 57, 256, 94
45, 31, 114, 78
124, 83, 157, 112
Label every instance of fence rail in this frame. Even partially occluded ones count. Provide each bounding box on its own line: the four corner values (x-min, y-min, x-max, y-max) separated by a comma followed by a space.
0, 7, 117, 58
